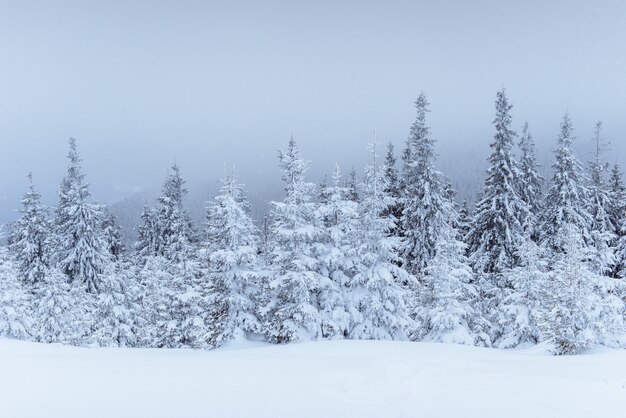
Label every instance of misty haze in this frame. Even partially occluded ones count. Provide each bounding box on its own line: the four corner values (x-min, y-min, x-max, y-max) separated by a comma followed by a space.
0, 2, 625, 418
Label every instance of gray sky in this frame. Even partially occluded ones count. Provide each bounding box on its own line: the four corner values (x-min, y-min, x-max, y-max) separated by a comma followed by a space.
1, 0, 625, 223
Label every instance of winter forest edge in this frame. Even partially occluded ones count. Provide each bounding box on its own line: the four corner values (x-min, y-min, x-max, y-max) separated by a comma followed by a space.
1, 89, 625, 355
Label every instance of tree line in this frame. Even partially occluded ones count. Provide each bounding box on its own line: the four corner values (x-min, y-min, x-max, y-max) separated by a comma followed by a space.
1, 89, 624, 354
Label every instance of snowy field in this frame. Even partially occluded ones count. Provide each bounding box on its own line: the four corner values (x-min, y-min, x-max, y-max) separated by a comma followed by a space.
1, 339, 625, 418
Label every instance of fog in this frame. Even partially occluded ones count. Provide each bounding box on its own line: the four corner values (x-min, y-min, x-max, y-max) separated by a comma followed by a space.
1, 0, 625, 229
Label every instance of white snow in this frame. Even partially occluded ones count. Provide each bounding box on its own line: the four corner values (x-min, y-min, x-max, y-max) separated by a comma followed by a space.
1, 338, 624, 418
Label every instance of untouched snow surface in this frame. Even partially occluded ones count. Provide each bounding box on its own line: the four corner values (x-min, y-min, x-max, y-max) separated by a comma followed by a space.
1, 339, 625, 418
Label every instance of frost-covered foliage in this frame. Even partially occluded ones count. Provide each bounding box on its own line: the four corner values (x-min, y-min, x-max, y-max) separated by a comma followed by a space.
538, 224, 624, 354
496, 238, 547, 348
1, 94, 624, 355
204, 173, 262, 347
9, 173, 51, 284
400, 93, 448, 276
348, 142, 415, 340
314, 165, 355, 339
135, 164, 195, 263
0, 245, 31, 339
262, 136, 324, 343
100, 206, 125, 260
467, 89, 527, 275
517, 122, 543, 240
415, 217, 481, 345
541, 115, 593, 256
55, 138, 111, 292
92, 264, 139, 347
586, 121, 616, 275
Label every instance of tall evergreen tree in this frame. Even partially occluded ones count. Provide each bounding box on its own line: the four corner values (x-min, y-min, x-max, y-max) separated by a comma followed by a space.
134, 203, 161, 259
204, 173, 263, 347
467, 89, 527, 275
9, 173, 51, 284
608, 164, 625, 277
315, 164, 355, 339
517, 122, 544, 240
382, 142, 402, 230
348, 141, 415, 340
400, 92, 448, 276
55, 138, 111, 292
261, 136, 324, 343
541, 114, 593, 256
100, 206, 125, 260
414, 215, 482, 345
157, 164, 195, 262
586, 121, 615, 275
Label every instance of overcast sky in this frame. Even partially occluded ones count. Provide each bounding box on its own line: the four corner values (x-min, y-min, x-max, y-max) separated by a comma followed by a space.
1, 0, 625, 223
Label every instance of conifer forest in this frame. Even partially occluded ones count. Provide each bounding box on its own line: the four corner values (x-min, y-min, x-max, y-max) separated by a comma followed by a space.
1, 90, 624, 356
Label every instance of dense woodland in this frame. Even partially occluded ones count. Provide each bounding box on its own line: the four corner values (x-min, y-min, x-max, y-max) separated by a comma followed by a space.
0, 89, 624, 355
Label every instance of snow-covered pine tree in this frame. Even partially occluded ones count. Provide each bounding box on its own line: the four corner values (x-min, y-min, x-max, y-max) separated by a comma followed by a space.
537, 224, 623, 354
92, 263, 139, 347
586, 121, 616, 275
466, 89, 527, 275
345, 167, 359, 202
204, 172, 263, 347
55, 138, 111, 293
617, 218, 626, 279
457, 198, 472, 244
496, 236, 547, 348
382, 142, 403, 233
100, 206, 125, 260
261, 136, 324, 343
134, 203, 161, 260
608, 164, 626, 278
414, 212, 483, 346
0, 242, 31, 339
9, 173, 51, 285
517, 122, 544, 241
157, 163, 195, 262
314, 164, 355, 339
400, 92, 449, 276
541, 114, 593, 258
347, 140, 415, 340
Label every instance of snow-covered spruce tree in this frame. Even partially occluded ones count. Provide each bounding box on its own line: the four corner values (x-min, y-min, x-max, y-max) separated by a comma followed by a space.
400, 92, 449, 276
586, 121, 616, 275
457, 199, 472, 243
496, 237, 548, 348
382, 142, 403, 233
55, 138, 111, 293
157, 163, 196, 262
541, 114, 593, 257
100, 206, 125, 260
134, 203, 161, 260
204, 173, 263, 348
91, 263, 139, 347
0, 242, 31, 339
9, 173, 51, 285
345, 167, 359, 202
608, 165, 626, 278
153, 255, 208, 349
466, 89, 527, 275
347, 141, 415, 340
537, 224, 624, 354
314, 164, 356, 339
261, 136, 324, 343
517, 122, 544, 240
414, 213, 483, 345
617, 218, 626, 279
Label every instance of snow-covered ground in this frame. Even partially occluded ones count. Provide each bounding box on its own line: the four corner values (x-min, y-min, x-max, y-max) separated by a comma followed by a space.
1, 339, 624, 418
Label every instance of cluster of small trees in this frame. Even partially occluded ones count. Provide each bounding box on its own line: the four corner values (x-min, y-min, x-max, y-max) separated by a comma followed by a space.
0, 90, 624, 354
